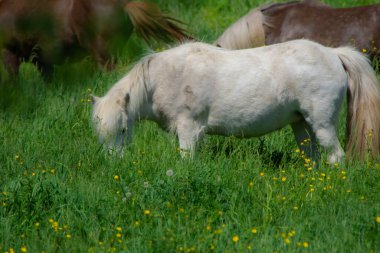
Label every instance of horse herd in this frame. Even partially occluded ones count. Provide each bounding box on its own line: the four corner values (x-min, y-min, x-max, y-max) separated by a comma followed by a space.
1, 0, 380, 164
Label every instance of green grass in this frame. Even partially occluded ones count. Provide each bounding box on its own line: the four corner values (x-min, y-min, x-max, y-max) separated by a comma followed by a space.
1, 0, 380, 252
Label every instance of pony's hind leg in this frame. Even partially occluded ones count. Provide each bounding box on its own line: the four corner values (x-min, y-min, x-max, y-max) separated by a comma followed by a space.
176, 115, 205, 158
291, 120, 320, 162
303, 111, 345, 164
314, 127, 344, 164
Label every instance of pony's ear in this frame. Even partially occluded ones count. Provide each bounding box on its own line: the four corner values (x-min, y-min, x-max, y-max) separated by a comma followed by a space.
125, 93, 130, 105
91, 95, 100, 105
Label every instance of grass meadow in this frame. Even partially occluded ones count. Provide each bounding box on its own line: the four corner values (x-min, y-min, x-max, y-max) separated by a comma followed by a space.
1, 0, 380, 252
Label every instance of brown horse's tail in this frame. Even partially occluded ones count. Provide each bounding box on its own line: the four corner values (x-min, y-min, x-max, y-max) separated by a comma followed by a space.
333, 47, 380, 160
124, 1, 192, 43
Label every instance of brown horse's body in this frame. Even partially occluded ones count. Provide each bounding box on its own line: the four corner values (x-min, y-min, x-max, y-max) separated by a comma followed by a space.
0, 0, 189, 76
215, 0, 380, 59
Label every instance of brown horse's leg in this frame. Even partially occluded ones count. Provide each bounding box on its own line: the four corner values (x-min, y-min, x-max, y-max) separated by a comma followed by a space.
91, 36, 114, 71
1, 48, 20, 75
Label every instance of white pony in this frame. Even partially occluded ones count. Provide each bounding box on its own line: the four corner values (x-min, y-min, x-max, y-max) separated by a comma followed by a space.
92, 40, 380, 163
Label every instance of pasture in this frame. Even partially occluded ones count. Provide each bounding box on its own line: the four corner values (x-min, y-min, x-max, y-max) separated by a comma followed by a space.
1, 0, 380, 252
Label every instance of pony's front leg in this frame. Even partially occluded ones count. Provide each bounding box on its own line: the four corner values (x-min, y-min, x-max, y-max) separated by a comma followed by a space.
176, 116, 205, 158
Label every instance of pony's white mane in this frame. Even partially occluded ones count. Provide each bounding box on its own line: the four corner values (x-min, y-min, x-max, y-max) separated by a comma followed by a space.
214, 7, 270, 49
124, 56, 152, 117
107, 55, 152, 116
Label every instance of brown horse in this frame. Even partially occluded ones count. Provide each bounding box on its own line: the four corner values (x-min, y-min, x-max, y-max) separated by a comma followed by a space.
0, 0, 191, 76
215, 0, 380, 59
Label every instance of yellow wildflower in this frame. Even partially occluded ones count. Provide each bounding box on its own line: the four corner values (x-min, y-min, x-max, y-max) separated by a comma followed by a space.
144, 209, 151, 215
251, 228, 257, 234
214, 229, 223, 234
376, 216, 380, 223
114, 175, 120, 181
21, 246, 27, 253
303, 242, 309, 248
232, 235, 239, 243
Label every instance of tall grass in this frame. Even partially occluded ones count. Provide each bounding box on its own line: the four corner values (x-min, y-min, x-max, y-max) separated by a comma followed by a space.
1, 0, 380, 252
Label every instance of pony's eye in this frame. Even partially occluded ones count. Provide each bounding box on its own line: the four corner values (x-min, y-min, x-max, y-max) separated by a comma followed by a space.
216, 44, 222, 48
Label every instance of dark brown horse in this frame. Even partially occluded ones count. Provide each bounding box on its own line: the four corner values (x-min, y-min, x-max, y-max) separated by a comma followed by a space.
215, 0, 379, 59
0, 0, 190, 76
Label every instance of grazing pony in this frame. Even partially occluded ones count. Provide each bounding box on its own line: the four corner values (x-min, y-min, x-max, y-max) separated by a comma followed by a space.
214, 0, 380, 59
92, 40, 380, 163
0, 0, 190, 76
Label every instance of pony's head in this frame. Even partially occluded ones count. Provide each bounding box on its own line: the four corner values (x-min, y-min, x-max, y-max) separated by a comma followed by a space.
91, 93, 132, 154
91, 55, 151, 154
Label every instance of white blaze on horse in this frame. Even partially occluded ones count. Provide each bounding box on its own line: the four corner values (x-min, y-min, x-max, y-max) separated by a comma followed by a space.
91, 40, 380, 163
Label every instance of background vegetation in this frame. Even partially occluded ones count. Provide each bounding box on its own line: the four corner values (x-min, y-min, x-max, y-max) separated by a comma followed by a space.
1, 0, 379, 252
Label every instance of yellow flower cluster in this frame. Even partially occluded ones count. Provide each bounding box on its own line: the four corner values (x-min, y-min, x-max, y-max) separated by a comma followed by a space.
281, 230, 296, 245
4, 246, 27, 253
48, 218, 71, 239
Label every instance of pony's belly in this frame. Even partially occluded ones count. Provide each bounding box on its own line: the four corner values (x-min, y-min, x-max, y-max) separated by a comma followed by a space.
206, 111, 301, 137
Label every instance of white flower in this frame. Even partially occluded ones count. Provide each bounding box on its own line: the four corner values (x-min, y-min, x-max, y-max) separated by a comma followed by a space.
166, 169, 174, 177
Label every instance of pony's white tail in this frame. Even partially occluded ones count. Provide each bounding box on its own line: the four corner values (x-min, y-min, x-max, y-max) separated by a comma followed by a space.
333, 47, 380, 160
214, 8, 266, 49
